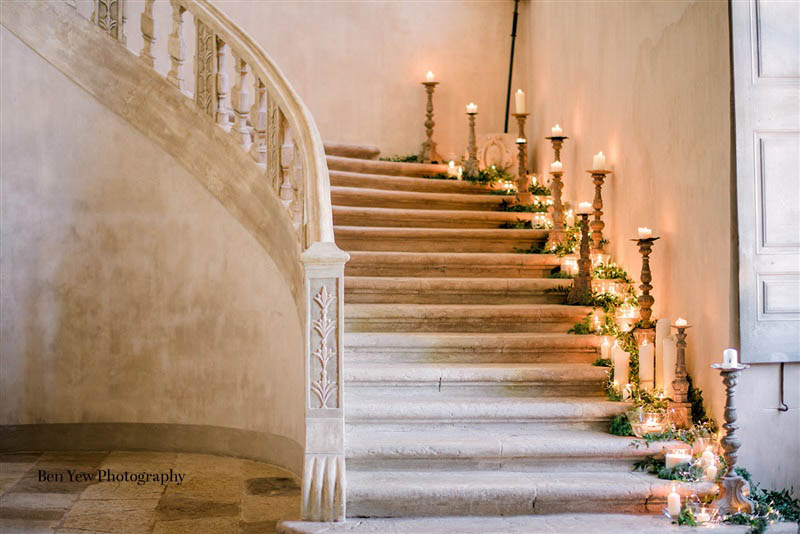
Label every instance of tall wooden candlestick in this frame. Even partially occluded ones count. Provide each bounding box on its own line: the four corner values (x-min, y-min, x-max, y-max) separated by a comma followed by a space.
546, 171, 566, 247
633, 237, 659, 328
465, 112, 478, 178
513, 113, 531, 203
711, 363, 754, 514
419, 82, 443, 163
545, 135, 569, 162
670, 323, 692, 428
567, 213, 592, 305
587, 170, 610, 254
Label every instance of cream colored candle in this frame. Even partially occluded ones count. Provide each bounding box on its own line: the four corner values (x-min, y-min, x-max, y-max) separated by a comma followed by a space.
601, 337, 611, 360
515, 89, 526, 114
668, 485, 681, 516
704, 464, 718, 482
637, 227, 652, 239
723, 348, 738, 368
550, 160, 562, 172
577, 201, 592, 214
592, 151, 606, 170
639, 338, 655, 388
655, 318, 670, 390
426, 71, 435, 83
701, 446, 715, 466
551, 123, 563, 136
611, 341, 629, 386
466, 102, 478, 114
661, 335, 677, 398
665, 450, 692, 469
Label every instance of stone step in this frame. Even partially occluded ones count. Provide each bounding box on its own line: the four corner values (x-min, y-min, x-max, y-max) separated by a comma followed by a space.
331, 186, 506, 211
327, 155, 447, 177
344, 303, 590, 333
344, 362, 607, 397
323, 142, 380, 159
344, 332, 601, 364
335, 226, 547, 254
345, 396, 628, 432
344, 277, 569, 304
345, 470, 694, 517
345, 251, 560, 278
281, 513, 790, 534
333, 205, 531, 229
345, 428, 671, 472
329, 170, 494, 195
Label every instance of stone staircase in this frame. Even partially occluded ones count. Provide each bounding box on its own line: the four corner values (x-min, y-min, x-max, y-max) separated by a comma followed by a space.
327, 144, 679, 518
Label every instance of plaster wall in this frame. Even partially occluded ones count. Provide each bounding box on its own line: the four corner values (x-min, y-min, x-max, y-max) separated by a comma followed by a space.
0, 28, 304, 471
525, 0, 798, 489
113, 0, 529, 159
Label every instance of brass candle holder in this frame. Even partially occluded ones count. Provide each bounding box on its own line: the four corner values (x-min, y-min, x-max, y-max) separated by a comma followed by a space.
545, 135, 569, 162
567, 212, 592, 305
546, 171, 566, 247
512, 113, 531, 203
711, 362, 754, 514
632, 237, 659, 328
419, 81, 443, 163
464, 111, 479, 178
587, 170, 611, 254
670, 323, 692, 428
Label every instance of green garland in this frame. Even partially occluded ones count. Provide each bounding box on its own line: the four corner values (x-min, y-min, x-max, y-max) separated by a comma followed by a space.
423, 172, 457, 181
529, 182, 552, 196
380, 154, 419, 162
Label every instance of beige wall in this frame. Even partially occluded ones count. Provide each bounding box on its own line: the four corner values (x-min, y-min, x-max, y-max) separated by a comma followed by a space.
525, 0, 798, 489
0, 28, 304, 471
200, 0, 529, 158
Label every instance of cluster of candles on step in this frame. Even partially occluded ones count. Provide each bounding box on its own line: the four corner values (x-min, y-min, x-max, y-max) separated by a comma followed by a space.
665, 443, 723, 524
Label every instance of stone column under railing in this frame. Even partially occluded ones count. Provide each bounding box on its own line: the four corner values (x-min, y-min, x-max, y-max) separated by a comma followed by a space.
300, 242, 350, 522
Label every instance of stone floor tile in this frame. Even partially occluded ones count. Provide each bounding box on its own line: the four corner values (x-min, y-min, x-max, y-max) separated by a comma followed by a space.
152, 516, 240, 533
162, 473, 242, 503
60, 497, 160, 534
240, 494, 300, 523
174, 453, 244, 476
155, 494, 240, 521
239, 519, 279, 533
0, 472, 27, 494
245, 476, 300, 497
0, 517, 57, 533
240, 459, 299, 481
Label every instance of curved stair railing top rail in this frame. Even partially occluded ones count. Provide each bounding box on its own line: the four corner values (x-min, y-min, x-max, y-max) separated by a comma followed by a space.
79, 0, 348, 521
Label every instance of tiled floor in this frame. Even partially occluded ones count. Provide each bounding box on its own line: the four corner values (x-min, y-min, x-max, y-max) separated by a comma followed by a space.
0, 451, 301, 533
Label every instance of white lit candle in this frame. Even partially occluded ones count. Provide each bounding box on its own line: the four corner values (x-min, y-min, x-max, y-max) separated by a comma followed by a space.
466, 102, 478, 114
426, 71, 435, 83
601, 337, 611, 360
551, 123, 563, 136
667, 485, 681, 516
447, 160, 457, 176
622, 383, 632, 400
516, 137, 526, 144
592, 151, 606, 170
696, 508, 711, 523
577, 201, 592, 215
723, 348, 738, 368
655, 318, 670, 390
639, 338, 655, 388
611, 341, 629, 386
565, 209, 575, 227
515, 89, 526, 114
704, 464, 718, 482
701, 446, 715, 467
550, 160, 562, 172
637, 227, 653, 239
457, 166, 463, 180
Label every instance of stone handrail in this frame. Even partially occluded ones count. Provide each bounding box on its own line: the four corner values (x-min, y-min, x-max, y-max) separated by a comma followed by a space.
86, 0, 347, 521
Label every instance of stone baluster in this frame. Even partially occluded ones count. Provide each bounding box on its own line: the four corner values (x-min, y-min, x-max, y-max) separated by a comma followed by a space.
291, 140, 304, 232
167, 1, 187, 92
231, 54, 252, 151
546, 171, 566, 247
250, 79, 267, 168
300, 242, 350, 522
280, 130, 296, 208
670, 323, 692, 428
267, 98, 282, 191
139, 0, 156, 68
215, 38, 231, 131
194, 19, 216, 116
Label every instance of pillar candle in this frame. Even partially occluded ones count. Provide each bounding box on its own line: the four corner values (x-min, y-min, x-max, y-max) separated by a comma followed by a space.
637, 227, 652, 239
447, 160, 457, 176
668, 485, 681, 516
611, 341, 629, 387
466, 102, 478, 113
701, 446, 715, 466
723, 348, 738, 368
639, 338, 655, 388
577, 201, 592, 215
565, 209, 575, 227
551, 123, 563, 136
515, 89, 526, 114
550, 160, 562, 172
426, 71, 435, 83
665, 449, 692, 469
655, 318, 670, 391
601, 337, 611, 360
592, 151, 606, 170
661, 335, 677, 398
704, 464, 718, 482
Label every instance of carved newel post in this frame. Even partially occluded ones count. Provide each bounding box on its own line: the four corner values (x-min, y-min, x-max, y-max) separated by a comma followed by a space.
669, 323, 692, 428
632, 237, 659, 328
587, 170, 610, 254
465, 110, 479, 178
567, 212, 592, 305
300, 242, 350, 522
513, 113, 531, 203
419, 82, 443, 163
546, 170, 566, 247
711, 362, 754, 514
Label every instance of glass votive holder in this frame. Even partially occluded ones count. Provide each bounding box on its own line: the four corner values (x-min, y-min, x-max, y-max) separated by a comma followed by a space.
664, 444, 693, 469
689, 503, 719, 525
630, 411, 667, 438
